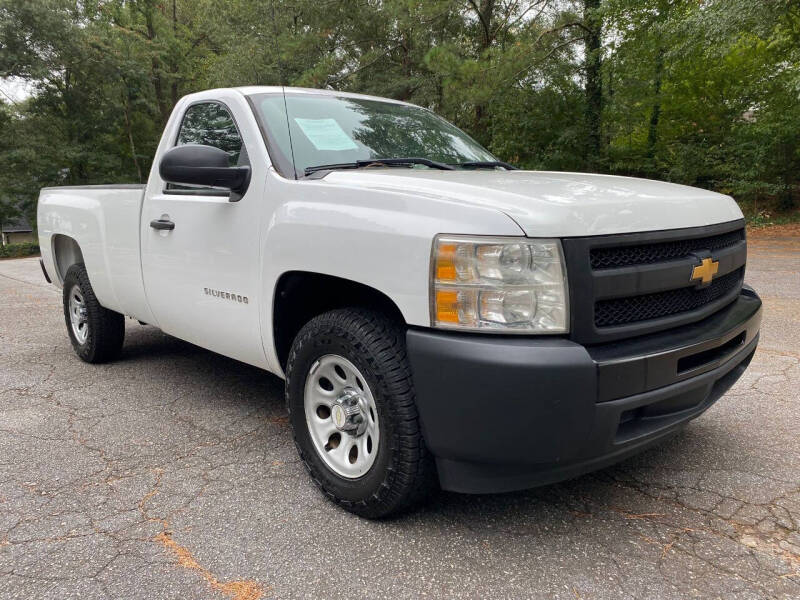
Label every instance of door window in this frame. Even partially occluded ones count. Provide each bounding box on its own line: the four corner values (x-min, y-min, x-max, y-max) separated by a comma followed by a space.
176, 102, 246, 165
166, 102, 248, 194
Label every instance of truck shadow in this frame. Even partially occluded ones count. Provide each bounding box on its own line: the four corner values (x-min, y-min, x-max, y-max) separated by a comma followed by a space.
116, 322, 741, 528
426, 434, 696, 520
118, 322, 285, 415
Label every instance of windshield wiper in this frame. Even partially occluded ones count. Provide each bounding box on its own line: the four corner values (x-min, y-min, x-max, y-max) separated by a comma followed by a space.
456, 161, 518, 170
304, 157, 456, 177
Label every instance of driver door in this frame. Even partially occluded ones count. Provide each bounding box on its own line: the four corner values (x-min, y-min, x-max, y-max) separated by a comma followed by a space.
141, 98, 268, 368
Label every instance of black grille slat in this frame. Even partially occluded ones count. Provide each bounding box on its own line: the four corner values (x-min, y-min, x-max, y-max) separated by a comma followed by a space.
594, 268, 743, 328
590, 229, 745, 270
562, 220, 748, 344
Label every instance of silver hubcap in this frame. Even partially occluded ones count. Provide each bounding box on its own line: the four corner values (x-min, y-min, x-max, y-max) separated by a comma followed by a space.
68, 284, 89, 345
303, 354, 379, 478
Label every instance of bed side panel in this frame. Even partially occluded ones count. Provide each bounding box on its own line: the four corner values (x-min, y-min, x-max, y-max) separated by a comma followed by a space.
37, 186, 154, 323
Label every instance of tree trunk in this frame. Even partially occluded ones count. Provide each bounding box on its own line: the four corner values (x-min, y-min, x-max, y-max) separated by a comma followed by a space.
170, 0, 179, 107
122, 89, 143, 183
477, 0, 495, 50
398, 20, 413, 101
472, 0, 496, 143
584, 0, 603, 170
647, 47, 664, 159
144, 4, 170, 125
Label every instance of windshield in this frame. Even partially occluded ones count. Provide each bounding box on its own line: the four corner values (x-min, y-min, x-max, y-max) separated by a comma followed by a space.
252, 93, 497, 177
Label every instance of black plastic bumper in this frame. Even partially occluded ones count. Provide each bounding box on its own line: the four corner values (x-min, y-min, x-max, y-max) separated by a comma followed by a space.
406, 288, 762, 494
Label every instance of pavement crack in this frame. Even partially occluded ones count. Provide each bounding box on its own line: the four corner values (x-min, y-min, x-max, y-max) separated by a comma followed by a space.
137, 469, 267, 600
154, 531, 266, 600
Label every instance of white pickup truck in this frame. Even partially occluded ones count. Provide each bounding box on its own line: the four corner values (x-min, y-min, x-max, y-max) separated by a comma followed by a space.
38, 86, 762, 518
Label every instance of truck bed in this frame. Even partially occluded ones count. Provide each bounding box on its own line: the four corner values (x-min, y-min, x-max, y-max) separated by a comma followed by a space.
40, 184, 145, 190
37, 184, 154, 324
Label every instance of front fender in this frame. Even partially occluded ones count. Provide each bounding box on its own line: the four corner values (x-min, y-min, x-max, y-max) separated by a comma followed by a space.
258, 173, 523, 372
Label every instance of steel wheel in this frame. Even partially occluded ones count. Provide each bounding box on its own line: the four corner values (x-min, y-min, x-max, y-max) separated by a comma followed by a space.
68, 284, 89, 345
303, 354, 380, 479
287, 309, 435, 517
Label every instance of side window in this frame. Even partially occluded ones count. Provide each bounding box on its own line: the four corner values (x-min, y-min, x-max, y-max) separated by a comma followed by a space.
175, 102, 246, 167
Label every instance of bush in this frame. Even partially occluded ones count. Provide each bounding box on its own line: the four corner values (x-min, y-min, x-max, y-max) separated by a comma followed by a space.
0, 242, 40, 258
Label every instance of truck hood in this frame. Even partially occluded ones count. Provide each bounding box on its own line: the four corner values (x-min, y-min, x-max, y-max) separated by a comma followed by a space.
320, 169, 743, 237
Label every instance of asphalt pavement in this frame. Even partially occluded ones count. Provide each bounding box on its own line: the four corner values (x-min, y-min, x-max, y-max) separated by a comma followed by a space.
1, 231, 798, 599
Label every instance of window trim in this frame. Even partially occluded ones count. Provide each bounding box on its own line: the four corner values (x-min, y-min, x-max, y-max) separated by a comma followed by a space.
163, 99, 249, 196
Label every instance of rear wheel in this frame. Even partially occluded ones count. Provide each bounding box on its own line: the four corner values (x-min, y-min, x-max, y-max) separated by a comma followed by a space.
62, 263, 125, 363
286, 308, 436, 518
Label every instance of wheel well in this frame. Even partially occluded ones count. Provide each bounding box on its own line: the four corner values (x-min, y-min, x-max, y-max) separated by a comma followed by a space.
51, 235, 84, 284
273, 271, 406, 370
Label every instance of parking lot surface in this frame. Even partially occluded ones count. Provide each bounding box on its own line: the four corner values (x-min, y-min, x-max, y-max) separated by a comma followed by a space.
1, 231, 799, 599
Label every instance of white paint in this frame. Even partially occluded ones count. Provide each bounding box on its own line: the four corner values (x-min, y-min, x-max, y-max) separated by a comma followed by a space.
139, 89, 271, 368
37, 86, 744, 378
315, 169, 742, 238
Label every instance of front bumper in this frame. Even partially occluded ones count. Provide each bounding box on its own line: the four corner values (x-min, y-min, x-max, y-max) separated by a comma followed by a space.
406, 287, 762, 494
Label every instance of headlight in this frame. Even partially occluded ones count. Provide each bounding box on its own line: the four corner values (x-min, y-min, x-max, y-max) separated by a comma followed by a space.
431, 235, 569, 333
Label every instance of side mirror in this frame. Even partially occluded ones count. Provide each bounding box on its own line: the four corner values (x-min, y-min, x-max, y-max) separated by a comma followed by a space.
159, 144, 251, 202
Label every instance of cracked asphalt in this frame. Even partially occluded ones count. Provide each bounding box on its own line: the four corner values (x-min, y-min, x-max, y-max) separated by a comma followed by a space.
1, 231, 799, 600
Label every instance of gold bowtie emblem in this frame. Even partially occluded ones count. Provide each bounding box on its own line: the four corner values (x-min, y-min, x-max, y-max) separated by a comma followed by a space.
690, 258, 719, 284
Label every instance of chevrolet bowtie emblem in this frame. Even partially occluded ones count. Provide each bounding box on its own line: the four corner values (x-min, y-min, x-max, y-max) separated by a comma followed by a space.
690, 257, 719, 285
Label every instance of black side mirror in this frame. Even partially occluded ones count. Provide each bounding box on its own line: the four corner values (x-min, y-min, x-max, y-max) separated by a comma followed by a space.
159, 144, 251, 202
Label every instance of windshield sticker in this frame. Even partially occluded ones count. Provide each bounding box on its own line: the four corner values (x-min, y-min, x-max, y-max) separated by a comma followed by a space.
293, 118, 359, 151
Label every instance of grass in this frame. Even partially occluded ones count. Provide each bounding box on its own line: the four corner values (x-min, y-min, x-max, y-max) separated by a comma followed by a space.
0, 242, 40, 259
737, 198, 800, 229
746, 211, 800, 229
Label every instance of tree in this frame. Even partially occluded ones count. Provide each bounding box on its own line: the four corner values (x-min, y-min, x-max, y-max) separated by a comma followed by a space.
582, 0, 603, 169
0, 0, 797, 216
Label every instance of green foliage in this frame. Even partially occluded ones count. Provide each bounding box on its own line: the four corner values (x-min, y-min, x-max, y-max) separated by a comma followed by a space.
603, 0, 800, 209
0, 242, 39, 258
0, 0, 797, 218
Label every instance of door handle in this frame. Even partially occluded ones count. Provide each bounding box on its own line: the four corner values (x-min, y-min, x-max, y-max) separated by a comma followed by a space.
150, 218, 175, 231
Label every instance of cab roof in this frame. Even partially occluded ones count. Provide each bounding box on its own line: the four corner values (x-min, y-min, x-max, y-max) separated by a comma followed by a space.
234, 85, 416, 107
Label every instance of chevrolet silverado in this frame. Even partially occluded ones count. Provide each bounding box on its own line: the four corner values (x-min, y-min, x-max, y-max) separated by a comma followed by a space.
37, 86, 762, 518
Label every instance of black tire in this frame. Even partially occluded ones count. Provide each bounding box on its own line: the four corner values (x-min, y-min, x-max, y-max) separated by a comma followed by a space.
286, 308, 436, 518
62, 263, 125, 363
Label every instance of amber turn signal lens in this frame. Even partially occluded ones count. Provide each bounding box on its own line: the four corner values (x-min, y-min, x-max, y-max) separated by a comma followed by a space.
435, 243, 458, 281
435, 290, 460, 323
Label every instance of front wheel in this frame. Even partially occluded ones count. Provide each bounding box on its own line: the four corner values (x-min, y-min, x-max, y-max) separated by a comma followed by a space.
286, 309, 435, 518
62, 263, 125, 363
